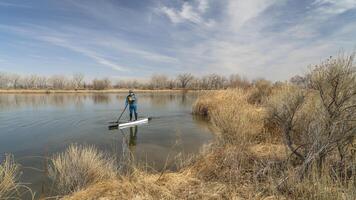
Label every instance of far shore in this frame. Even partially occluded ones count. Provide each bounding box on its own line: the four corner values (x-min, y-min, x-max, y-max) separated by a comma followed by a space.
0, 89, 200, 94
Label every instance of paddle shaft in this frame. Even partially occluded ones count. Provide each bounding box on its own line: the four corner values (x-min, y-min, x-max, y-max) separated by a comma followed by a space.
116, 104, 128, 123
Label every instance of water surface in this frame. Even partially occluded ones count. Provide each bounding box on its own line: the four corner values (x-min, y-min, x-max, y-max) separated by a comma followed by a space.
0, 92, 213, 198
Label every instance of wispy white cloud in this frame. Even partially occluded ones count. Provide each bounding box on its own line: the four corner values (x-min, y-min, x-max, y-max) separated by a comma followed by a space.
158, 0, 356, 80
226, 0, 279, 31
0, 2, 31, 8
1, 0, 355, 80
92, 37, 178, 64
0, 25, 127, 71
198, 0, 209, 13
158, 0, 215, 27
313, 0, 356, 15
0, 22, 178, 73
38, 36, 126, 71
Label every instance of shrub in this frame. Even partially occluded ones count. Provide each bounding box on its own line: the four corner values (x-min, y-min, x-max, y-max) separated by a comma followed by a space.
267, 53, 356, 178
49, 144, 117, 195
194, 89, 265, 144
0, 154, 19, 199
248, 79, 273, 104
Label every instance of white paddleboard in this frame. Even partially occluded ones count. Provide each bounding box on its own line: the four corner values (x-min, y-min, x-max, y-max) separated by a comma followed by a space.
118, 118, 148, 128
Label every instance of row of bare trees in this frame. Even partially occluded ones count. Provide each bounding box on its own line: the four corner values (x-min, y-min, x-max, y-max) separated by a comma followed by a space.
0, 73, 86, 90
147, 73, 251, 90
0, 72, 253, 90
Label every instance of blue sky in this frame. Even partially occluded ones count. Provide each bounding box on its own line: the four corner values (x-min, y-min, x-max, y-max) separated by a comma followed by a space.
0, 0, 355, 81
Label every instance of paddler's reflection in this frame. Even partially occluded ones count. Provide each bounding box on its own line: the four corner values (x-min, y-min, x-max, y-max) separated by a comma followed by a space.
121, 126, 138, 161
129, 126, 138, 147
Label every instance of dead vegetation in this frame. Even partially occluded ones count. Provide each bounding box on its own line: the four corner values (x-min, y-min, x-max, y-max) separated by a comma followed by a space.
47, 53, 355, 199
48, 144, 118, 195
0, 154, 19, 199
0, 154, 34, 199
191, 53, 356, 199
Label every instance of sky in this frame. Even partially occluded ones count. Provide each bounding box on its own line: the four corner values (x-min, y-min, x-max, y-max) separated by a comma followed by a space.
0, 0, 355, 81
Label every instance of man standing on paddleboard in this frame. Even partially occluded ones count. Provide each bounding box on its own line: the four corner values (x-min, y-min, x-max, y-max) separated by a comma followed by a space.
126, 90, 138, 121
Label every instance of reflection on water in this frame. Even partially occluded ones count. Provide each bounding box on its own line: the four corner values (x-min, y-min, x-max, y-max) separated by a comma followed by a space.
119, 126, 139, 165
0, 92, 213, 199
0, 94, 91, 109
128, 126, 138, 147
93, 94, 110, 104
0, 92, 197, 110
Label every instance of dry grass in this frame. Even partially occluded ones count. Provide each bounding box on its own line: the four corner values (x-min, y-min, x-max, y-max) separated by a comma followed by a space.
192, 86, 355, 200
193, 89, 266, 143
54, 85, 354, 200
52, 55, 355, 199
49, 144, 118, 195
62, 170, 229, 200
0, 154, 19, 199
0, 154, 34, 199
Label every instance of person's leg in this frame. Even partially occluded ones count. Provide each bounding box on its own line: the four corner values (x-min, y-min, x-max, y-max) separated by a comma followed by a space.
133, 104, 138, 120
129, 105, 133, 121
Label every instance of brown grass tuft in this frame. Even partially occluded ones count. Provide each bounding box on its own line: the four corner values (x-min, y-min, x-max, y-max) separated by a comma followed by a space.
0, 154, 19, 199
49, 144, 117, 195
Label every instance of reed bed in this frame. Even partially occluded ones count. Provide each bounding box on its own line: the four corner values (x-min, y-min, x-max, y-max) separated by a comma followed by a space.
51, 54, 355, 199
192, 86, 355, 200
0, 154, 19, 199
49, 144, 118, 195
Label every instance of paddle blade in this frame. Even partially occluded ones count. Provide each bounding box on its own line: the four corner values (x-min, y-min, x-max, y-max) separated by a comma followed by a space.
108, 124, 118, 130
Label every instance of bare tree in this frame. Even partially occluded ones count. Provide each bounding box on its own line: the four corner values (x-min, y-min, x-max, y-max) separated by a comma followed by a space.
177, 73, 194, 89
0, 72, 10, 89
167, 79, 176, 89
36, 76, 48, 89
203, 74, 227, 89
49, 75, 67, 89
10, 74, 21, 89
93, 78, 111, 90
289, 75, 307, 88
150, 74, 169, 89
72, 73, 84, 89
229, 74, 250, 88
21, 75, 40, 89
189, 78, 201, 90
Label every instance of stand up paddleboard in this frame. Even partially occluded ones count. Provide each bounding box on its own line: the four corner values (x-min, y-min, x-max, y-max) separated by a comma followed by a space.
119, 118, 148, 128
109, 118, 149, 129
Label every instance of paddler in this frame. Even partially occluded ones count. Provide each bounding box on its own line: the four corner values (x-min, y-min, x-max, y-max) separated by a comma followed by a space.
125, 90, 138, 121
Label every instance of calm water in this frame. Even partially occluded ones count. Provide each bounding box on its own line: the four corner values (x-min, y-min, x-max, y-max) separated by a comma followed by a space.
0, 92, 214, 198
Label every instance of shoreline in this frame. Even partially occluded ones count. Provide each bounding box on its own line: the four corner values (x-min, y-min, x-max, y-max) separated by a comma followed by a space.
0, 89, 198, 94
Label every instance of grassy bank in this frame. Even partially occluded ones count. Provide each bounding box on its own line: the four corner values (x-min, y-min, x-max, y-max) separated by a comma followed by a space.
1, 54, 355, 199
56, 83, 355, 199
57, 54, 356, 199
0, 89, 189, 94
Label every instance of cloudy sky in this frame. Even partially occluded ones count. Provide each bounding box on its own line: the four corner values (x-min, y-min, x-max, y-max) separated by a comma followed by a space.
0, 0, 355, 80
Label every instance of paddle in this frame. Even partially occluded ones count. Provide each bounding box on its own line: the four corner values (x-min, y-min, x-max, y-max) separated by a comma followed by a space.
109, 104, 128, 124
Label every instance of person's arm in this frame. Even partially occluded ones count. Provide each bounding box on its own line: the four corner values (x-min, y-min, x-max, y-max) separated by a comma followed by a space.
125, 96, 128, 106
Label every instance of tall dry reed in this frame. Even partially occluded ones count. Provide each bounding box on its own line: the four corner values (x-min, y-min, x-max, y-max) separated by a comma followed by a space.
49, 144, 117, 195
0, 154, 19, 199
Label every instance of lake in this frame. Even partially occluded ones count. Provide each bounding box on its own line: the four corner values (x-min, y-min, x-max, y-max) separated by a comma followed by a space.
0, 92, 214, 198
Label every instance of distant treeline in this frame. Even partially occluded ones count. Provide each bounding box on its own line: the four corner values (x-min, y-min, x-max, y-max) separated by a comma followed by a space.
0, 72, 245, 90
0, 71, 308, 90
